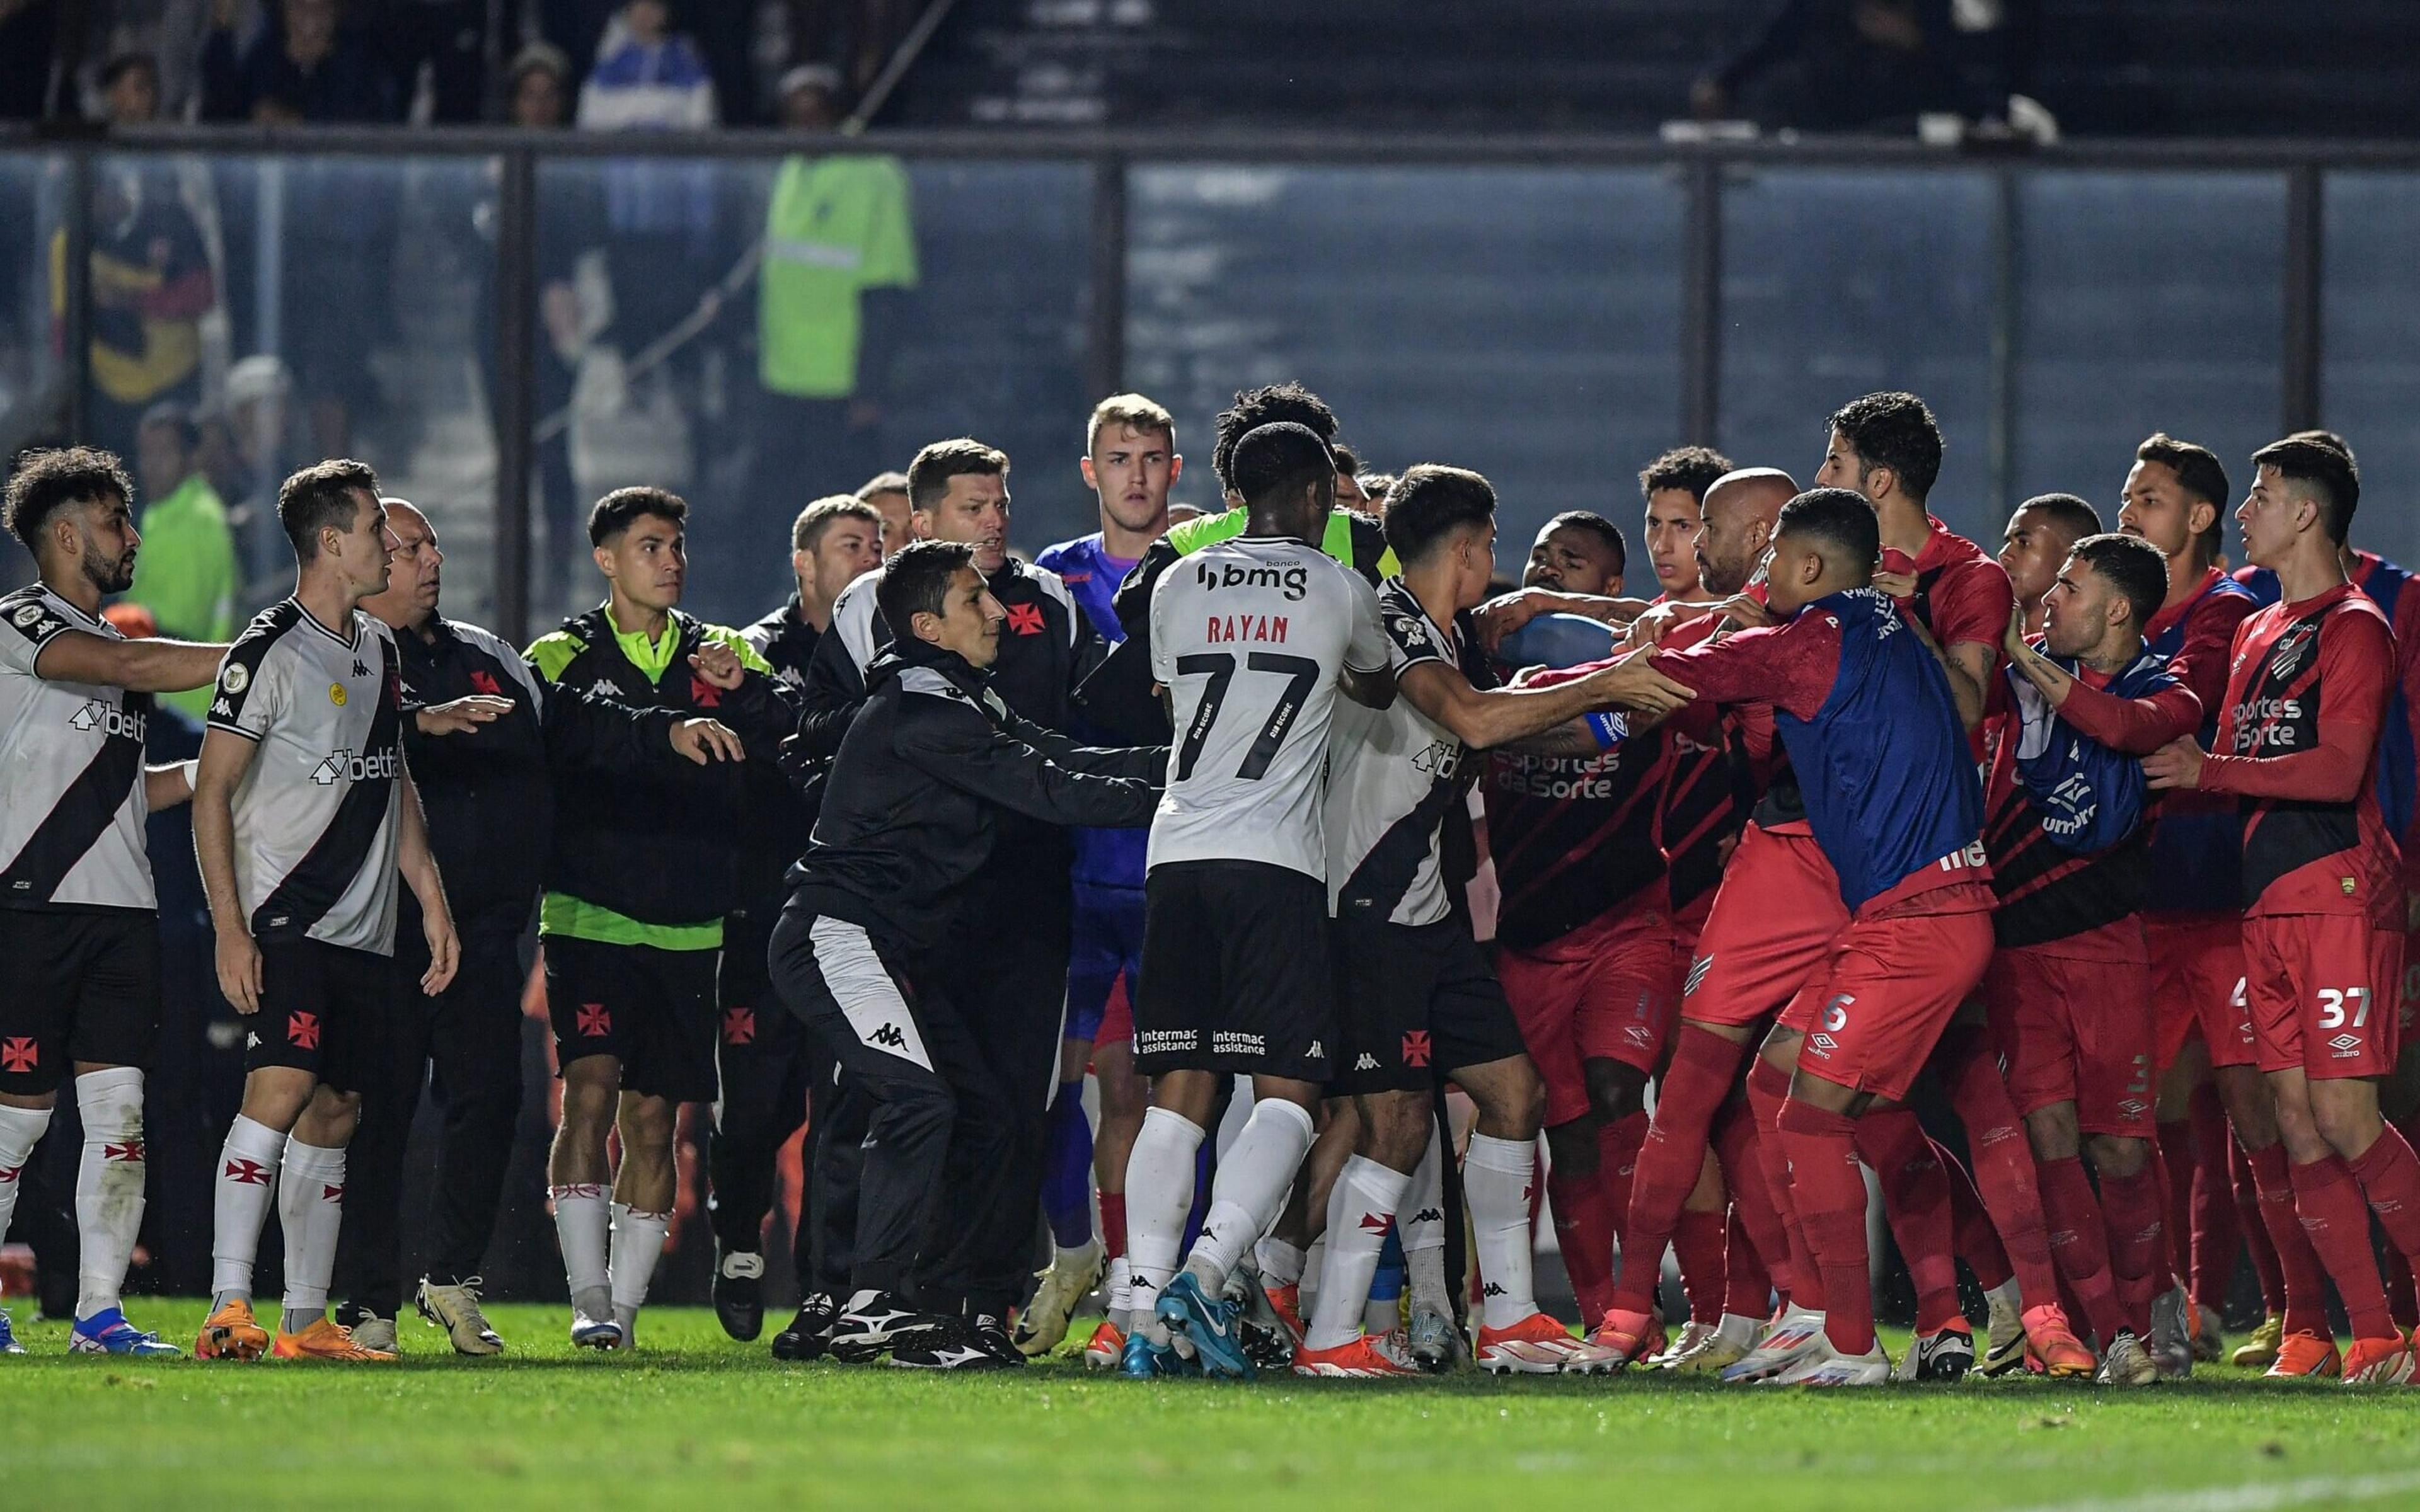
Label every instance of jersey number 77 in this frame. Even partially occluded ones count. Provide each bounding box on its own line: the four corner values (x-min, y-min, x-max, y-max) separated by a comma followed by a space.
1175, 652, 1322, 781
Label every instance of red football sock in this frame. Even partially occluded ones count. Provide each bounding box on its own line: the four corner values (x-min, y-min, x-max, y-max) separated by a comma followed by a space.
1940, 1032, 2058, 1308
1746, 1057, 1823, 1312
2037, 1154, 2128, 1343
1855, 1108, 1964, 1335
2155, 1118, 2195, 1283
2099, 1165, 2165, 1338
2233, 1137, 2288, 1314
1713, 1094, 1799, 1304
1776, 1097, 1874, 1356
1611, 1024, 1743, 1315
1598, 1111, 1647, 1247
2346, 1124, 2420, 1263
1547, 1155, 1616, 1327
2288, 1155, 2394, 1339
2188, 1088, 2240, 1313
1722, 1205, 1775, 1319
2244, 1140, 2331, 1335
1938, 1140, 2014, 1293
1098, 1191, 1127, 1262
1673, 1205, 1727, 1324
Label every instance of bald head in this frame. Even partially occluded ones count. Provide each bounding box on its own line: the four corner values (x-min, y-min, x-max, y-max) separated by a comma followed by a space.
361, 496, 443, 630
1695, 467, 1797, 595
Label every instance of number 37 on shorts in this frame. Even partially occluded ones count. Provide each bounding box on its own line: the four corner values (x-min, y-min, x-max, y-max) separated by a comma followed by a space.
2241, 915, 2402, 1077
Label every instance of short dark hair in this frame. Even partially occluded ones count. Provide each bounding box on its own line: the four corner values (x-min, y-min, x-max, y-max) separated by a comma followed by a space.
907, 438, 1009, 514
2250, 435, 2360, 544
1228, 422, 1337, 512
1776, 487, 1882, 573
2068, 532, 2170, 634
279, 458, 381, 560
793, 495, 882, 554
1357, 471, 1398, 506
4, 446, 132, 554
1640, 445, 1734, 505
587, 485, 687, 547
2135, 433, 2230, 553
100, 52, 158, 91
1213, 382, 1338, 493
139, 400, 198, 452
1330, 442, 1361, 478
856, 471, 909, 501
1544, 510, 1626, 575
1826, 391, 1943, 502
877, 538, 974, 635
2017, 492, 2102, 544
1384, 465, 1497, 565
2289, 428, 2357, 468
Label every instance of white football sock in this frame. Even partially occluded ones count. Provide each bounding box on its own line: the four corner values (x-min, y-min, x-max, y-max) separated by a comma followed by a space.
72, 1068, 146, 1320
210, 1114, 286, 1307
1400, 1128, 1450, 1314
1305, 1155, 1412, 1352
0, 1101, 52, 1261
1184, 1098, 1317, 1297
1105, 1255, 1133, 1318
1465, 1131, 1541, 1329
1122, 1107, 1204, 1340
609, 1203, 672, 1339
550, 1183, 612, 1317
1255, 1236, 1308, 1290
277, 1137, 346, 1331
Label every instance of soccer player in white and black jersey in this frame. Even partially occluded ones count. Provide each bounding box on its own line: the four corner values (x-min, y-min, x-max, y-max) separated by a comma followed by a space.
1299, 466, 1693, 1379
192, 461, 462, 1363
1118, 421, 1393, 1378
0, 448, 231, 1357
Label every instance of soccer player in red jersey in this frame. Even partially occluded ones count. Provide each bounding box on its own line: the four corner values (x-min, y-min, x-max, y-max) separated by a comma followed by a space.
2120, 434, 2272, 1368
2000, 496, 2104, 640
1986, 531, 2204, 1385
1481, 511, 1678, 1339
1647, 488, 1999, 1385
2145, 436, 2420, 1384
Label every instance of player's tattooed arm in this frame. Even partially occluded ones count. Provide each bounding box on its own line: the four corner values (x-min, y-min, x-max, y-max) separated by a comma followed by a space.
34, 630, 229, 692
2002, 604, 2076, 706
1898, 605, 1989, 730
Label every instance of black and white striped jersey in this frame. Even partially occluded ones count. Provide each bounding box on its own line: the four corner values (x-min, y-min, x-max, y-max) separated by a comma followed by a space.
209, 600, 406, 956
0, 583, 156, 911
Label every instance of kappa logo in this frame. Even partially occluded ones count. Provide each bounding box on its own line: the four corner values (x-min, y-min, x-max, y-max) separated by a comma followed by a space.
351, 658, 369, 679
723, 1006, 756, 1045
1305, 1039, 1322, 1059
0, 1036, 36, 1073
590, 679, 619, 699
1005, 602, 1046, 636
1684, 956, 1712, 997
870, 1023, 909, 1049
577, 1004, 611, 1037
223, 1157, 274, 1186
210, 697, 234, 719
1482, 1281, 1507, 1298
1408, 1208, 1445, 1226
287, 1011, 321, 1050
1354, 1052, 1380, 1071
1400, 1030, 1432, 1068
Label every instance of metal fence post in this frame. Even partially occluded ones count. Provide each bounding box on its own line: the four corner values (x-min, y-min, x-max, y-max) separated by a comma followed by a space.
62, 146, 92, 447
493, 144, 538, 647
2282, 163, 2324, 433
1680, 155, 1722, 447
1087, 150, 1129, 403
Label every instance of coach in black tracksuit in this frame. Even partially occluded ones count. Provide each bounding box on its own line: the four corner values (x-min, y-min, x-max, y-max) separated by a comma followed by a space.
796, 510, 1103, 1329
336, 503, 729, 1350
776, 540, 1159, 1365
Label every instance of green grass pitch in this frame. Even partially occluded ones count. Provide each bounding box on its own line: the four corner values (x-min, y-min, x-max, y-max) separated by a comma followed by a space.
6, 1303, 2419, 1509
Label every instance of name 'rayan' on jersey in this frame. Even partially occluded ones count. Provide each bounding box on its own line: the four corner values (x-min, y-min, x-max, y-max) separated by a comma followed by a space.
1146, 536, 1388, 881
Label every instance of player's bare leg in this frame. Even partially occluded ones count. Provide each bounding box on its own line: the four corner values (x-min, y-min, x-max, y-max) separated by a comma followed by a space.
549, 1056, 623, 1348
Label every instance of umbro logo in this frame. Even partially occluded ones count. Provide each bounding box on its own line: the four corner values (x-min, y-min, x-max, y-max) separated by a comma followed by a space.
2329, 1033, 2364, 1057
1354, 1053, 1380, 1071
871, 1023, 908, 1049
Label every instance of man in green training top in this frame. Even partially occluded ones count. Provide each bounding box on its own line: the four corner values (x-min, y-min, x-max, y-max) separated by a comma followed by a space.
525, 487, 800, 1353
754, 66, 918, 508
124, 403, 239, 720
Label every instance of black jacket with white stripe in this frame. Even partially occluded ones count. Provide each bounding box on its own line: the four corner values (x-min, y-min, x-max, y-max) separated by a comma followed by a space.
786, 637, 1162, 957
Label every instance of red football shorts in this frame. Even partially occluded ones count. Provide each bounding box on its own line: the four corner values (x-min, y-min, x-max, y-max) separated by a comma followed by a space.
1789, 883, 1996, 1103
2146, 913, 2254, 1071
1681, 822, 1848, 1031
1497, 897, 1685, 1127
1093, 971, 1132, 1051
1983, 927, 2156, 1139
2242, 914, 2402, 1079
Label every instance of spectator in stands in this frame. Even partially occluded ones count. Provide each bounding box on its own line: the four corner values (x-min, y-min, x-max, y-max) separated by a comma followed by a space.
52, 162, 217, 463
195, 353, 297, 584
502, 40, 594, 609
754, 64, 917, 516
1693, 0, 1973, 132
576, 0, 715, 131
97, 51, 163, 125
510, 38, 571, 127
125, 403, 241, 718
201, 0, 401, 123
